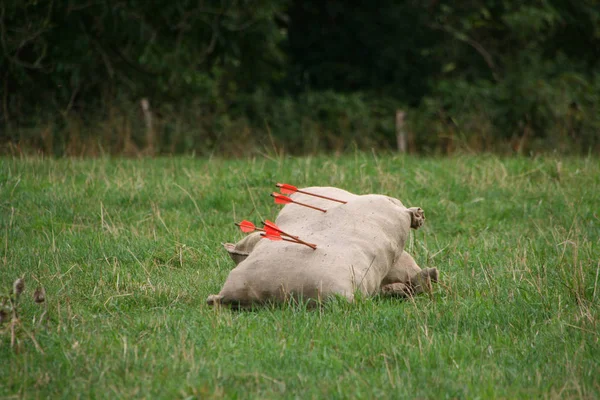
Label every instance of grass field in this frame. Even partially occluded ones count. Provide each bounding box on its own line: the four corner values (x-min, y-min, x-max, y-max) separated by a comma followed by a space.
1, 153, 599, 399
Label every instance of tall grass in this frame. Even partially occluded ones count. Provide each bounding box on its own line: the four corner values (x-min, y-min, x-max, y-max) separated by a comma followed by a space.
1, 154, 598, 398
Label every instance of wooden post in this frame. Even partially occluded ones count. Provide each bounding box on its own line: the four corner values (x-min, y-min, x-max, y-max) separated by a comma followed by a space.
396, 110, 406, 153
141, 98, 155, 156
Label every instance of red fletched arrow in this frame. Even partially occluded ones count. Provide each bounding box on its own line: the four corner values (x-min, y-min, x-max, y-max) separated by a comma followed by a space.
276, 183, 347, 204
263, 225, 281, 237
260, 233, 311, 245
273, 193, 293, 205
263, 219, 282, 233
263, 219, 316, 250
237, 220, 258, 233
236, 220, 284, 239
271, 192, 327, 213
277, 183, 298, 195
263, 219, 298, 239
261, 233, 282, 241
235, 220, 266, 234
235, 219, 316, 250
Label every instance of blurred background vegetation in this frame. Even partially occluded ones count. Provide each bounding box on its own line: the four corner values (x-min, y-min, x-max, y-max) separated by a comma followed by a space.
1, 0, 599, 156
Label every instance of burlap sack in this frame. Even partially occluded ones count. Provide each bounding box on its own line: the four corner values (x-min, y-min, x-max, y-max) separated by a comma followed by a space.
222, 233, 262, 264
208, 187, 426, 307
381, 251, 438, 297
223, 238, 438, 298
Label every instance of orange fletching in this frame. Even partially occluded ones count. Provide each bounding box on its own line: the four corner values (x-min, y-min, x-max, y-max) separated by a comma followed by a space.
260, 220, 316, 249
238, 220, 256, 233
264, 219, 278, 229
277, 183, 298, 195
275, 182, 347, 205
262, 233, 282, 241
272, 192, 292, 204
264, 225, 280, 236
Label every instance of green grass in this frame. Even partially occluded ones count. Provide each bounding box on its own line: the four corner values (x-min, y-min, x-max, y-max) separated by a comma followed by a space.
1, 153, 599, 399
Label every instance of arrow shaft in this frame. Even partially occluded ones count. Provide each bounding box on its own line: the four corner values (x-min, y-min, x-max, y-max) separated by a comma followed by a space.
267, 226, 317, 250
260, 233, 309, 246
236, 221, 308, 247
276, 183, 347, 204
295, 189, 347, 204
264, 224, 299, 239
271, 193, 326, 213
235, 222, 266, 233
289, 198, 327, 213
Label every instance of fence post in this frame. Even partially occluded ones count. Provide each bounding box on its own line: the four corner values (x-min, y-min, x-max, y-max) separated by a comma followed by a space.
396, 110, 406, 153
141, 98, 155, 156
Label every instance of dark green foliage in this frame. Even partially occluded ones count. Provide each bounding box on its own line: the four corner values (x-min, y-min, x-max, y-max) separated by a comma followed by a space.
285, 1, 440, 104
1, 0, 599, 155
409, 0, 600, 153
1, 0, 286, 125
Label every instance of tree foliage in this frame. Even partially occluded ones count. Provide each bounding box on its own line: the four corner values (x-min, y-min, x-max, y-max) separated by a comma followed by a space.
1, 0, 285, 121
1, 0, 599, 154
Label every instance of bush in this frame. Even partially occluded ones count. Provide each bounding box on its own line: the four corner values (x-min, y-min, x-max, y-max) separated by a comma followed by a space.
411, 56, 600, 154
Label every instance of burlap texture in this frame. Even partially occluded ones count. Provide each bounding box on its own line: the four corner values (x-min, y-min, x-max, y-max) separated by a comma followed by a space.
209, 187, 428, 307
222, 244, 437, 298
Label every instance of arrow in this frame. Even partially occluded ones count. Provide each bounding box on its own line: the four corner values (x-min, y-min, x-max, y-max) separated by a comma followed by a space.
263, 221, 299, 239
235, 220, 316, 249
260, 233, 306, 245
276, 183, 347, 204
235, 220, 286, 241
236, 220, 300, 240
271, 192, 327, 213
263, 220, 317, 250
236, 220, 263, 233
